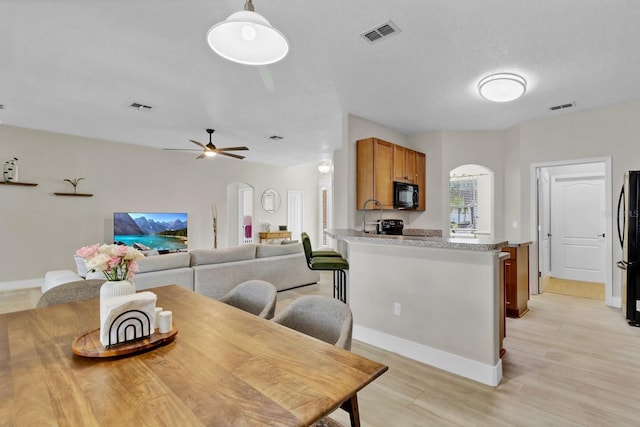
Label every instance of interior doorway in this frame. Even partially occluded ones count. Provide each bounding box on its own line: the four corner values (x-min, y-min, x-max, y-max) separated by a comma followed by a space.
532, 158, 614, 306
226, 182, 254, 247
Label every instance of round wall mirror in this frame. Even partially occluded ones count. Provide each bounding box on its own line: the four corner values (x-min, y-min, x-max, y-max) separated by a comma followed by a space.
261, 189, 281, 213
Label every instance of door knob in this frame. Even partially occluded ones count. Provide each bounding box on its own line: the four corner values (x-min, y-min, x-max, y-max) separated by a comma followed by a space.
547, 233, 552, 237
598, 233, 605, 237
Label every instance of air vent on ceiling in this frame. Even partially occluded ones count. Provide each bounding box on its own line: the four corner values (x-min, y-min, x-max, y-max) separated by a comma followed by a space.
0, 104, 4, 110
549, 102, 575, 111
361, 20, 401, 44
129, 102, 153, 111
269, 135, 284, 140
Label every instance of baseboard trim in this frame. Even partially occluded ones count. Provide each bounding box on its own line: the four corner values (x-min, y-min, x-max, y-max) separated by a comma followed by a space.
0, 278, 43, 292
609, 296, 622, 308
353, 324, 502, 387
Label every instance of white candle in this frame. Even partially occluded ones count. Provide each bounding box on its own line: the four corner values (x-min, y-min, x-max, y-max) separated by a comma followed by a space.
158, 311, 172, 334
154, 307, 163, 330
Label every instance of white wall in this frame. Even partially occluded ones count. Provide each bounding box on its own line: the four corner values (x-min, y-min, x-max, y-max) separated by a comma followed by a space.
0, 125, 319, 286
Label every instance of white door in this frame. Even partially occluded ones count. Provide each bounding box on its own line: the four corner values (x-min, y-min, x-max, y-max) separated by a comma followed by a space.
287, 191, 303, 241
550, 175, 606, 282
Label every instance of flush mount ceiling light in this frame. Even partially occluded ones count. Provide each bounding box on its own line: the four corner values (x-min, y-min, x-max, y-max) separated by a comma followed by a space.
478, 73, 527, 102
206, 0, 289, 66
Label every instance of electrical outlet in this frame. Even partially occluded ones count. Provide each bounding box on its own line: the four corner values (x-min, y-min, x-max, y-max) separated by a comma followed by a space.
393, 302, 401, 316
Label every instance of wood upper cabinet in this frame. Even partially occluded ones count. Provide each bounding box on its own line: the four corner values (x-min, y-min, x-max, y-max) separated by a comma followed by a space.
394, 145, 417, 183
357, 138, 395, 209
357, 138, 426, 211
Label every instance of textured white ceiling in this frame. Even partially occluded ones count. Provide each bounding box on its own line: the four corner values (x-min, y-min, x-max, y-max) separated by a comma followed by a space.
2, 0, 640, 165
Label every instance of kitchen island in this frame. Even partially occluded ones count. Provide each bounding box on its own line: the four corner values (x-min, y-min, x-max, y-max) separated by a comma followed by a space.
326, 229, 508, 386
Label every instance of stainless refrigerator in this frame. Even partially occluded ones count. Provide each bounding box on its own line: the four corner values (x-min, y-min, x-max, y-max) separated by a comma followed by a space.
617, 170, 640, 326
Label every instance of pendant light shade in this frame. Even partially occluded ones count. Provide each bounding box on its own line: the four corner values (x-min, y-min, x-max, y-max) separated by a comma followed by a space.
478, 73, 527, 102
206, 0, 289, 66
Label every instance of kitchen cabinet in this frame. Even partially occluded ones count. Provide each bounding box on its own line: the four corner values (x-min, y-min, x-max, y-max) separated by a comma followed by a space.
502, 242, 531, 318
356, 138, 395, 209
393, 145, 416, 183
357, 138, 426, 211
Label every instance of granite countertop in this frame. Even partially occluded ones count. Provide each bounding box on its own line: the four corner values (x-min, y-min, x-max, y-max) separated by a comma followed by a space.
325, 229, 508, 251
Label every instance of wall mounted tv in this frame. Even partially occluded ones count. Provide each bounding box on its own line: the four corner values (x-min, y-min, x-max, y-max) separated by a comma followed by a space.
114, 212, 188, 251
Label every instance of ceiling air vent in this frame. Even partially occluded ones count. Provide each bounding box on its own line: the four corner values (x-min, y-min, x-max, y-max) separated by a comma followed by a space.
129, 102, 153, 111
269, 135, 284, 140
361, 20, 401, 44
549, 102, 575, 111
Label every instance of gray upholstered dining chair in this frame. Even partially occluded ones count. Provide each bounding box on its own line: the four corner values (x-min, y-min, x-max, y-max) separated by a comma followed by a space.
271, 295, 353, 350
218, 279, 278, 320
36, 279, 105, 308
272, 295, 356, 426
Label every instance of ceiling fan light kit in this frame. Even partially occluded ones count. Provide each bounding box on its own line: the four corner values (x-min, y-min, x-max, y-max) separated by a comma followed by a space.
206, 0, 289, 66
478, 73, 527, 102
164, 129, 249, 160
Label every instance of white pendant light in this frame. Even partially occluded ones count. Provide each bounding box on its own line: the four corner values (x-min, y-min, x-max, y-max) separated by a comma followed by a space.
206, 0, 289, 66
478, 73, 527, 102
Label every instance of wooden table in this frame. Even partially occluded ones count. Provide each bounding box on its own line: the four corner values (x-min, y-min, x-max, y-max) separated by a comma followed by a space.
0, 285, 387, 426
259, 231, 292, 243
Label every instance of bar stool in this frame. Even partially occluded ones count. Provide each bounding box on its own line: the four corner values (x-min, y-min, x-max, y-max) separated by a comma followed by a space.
301, 232, 341, 257
301, 232, 349, 303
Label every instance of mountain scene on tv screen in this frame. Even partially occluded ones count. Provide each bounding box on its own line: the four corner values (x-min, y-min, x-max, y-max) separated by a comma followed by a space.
114, 213, 188, 250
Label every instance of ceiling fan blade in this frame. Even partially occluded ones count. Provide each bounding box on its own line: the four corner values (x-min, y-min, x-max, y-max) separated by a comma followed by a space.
206, 143, 217, 150
196, 153, 206, 159
215, 146, 249, 152
163, 148, 202, 152
189, 140, 207, 149
217, 151, 245, 160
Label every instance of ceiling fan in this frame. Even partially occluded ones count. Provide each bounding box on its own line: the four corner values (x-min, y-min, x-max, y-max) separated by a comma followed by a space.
164, 129, 249, 160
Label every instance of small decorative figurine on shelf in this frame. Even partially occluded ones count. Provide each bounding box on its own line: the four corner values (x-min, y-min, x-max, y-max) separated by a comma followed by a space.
3, 157, 18, 183
63, 177, 85, 193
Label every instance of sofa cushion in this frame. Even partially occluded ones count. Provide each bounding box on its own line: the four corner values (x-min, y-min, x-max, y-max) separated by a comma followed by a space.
256, 242, 303, 258
190, 244, 257, 266
136, 252, 190, 273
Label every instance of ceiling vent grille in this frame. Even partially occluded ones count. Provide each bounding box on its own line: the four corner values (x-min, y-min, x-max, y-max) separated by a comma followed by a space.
129, 102, 152, 111
549, 102, 575, 111
269, 135, 284, 140
361, 20, 401, 44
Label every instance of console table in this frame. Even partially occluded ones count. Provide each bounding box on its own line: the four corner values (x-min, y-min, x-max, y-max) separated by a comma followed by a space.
259, 231, 292, 243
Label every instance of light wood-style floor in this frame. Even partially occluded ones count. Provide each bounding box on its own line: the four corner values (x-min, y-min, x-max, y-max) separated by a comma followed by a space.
3, 274, 640, 426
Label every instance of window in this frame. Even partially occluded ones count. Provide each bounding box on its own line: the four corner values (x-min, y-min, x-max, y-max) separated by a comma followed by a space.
449, 165, 493, 237
450, 177, 478, 232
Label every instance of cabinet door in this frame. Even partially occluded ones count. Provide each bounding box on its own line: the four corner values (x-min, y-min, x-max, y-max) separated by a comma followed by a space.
416, 152, 426, 211
393, 145, 406, 182
374, 139, 394, 209
356, 138, 375, 209
405, 149, 416, 183
356, 138, 394, 210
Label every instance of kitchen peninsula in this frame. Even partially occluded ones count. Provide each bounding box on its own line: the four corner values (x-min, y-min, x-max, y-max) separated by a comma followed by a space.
326, 229, 508, 386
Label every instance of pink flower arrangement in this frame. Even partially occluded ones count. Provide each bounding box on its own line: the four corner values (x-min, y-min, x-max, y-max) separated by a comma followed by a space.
75, 244, 145, 281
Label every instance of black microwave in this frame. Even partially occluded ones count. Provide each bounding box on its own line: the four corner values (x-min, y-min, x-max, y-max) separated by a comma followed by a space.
393, 181, 419, 209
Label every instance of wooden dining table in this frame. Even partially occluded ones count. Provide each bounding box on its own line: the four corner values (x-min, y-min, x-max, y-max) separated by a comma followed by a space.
0, 285, 387, 426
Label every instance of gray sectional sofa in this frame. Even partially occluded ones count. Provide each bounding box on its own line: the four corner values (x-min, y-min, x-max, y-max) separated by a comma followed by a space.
44, 243, 320, 299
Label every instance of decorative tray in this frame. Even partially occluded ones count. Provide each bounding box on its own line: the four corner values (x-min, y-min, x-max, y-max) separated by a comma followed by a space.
72, 328, 178, 358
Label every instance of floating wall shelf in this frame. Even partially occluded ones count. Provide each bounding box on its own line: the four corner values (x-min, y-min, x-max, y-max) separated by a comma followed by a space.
54, 192, 93, 197
0, 181, 38, 187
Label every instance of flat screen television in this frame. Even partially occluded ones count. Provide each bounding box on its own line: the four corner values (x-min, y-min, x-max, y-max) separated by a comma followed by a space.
114, 212, 188, 251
